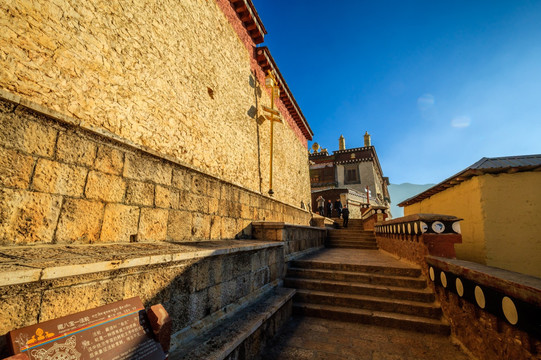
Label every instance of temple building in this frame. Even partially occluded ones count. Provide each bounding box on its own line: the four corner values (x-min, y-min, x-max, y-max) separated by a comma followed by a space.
309, 132, 391, 218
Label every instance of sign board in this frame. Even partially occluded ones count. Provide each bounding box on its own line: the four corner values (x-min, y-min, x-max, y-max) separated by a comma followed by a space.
8, 297, 165, 360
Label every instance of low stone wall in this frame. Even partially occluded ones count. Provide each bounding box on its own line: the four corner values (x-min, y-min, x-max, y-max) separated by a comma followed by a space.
427, 256, 541, 360
0, 240, 284, 357
362, 206, 389, 230
375, 214, 462, 271
0, 97, 311, 246
251, 222, 326, 261
376, 214, 541, 360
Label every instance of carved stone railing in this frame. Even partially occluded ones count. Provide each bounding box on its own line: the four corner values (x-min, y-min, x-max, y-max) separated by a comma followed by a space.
361, 206, 389, 230
376, 214, 541, 360
375, 213, 462, 264
427, 256, 541, 360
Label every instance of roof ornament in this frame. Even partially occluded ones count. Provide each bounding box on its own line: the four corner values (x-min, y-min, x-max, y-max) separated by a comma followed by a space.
339, 135, 346, 150
364, 131, 371, 147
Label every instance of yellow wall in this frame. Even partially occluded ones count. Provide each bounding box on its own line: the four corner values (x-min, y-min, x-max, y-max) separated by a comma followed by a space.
404, 172, 541, 278
479, 172, 541, 278
0, 0, 311, 208
404, 176, 487, 264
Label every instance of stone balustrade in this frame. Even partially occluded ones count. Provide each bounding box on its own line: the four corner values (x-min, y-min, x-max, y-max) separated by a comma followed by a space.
375, 213, 462, 264
362, 206, 389, 230
427, 256, 541, 360
375, 214, 541, 360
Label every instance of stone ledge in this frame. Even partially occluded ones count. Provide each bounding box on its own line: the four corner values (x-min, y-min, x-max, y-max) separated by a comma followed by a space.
427, 256, 541, 307
170, 286, 295, 359
251, 221, 325, 232
0, 240, 282, 287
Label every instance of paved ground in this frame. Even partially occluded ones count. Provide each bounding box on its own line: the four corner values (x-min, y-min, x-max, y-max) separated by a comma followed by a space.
261, 316, 474, 360
295, 248, 419, 270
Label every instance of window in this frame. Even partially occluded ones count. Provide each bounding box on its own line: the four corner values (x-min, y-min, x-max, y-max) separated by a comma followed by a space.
346, 169, 357, 182
344, 166, 360, 184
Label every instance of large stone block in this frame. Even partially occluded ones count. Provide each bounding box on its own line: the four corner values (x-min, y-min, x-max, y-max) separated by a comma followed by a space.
185, 193, 208, 213
209, 215, 222, 240
155, 185, 173, 208
125, 180, 154, 206
167, 210, 192, 241
55, 199, 104, 244
85, 170, 126, 203
0, 147, 34, 188
94, 145, 124, 175
221, 217, 238, 239
0, 111, 57, 157
206, 178, 221, 199
0, 291, 41, 343
0, 188, 62, 244
191, 212, 210, 240
56, 132, 97, 167
124, 153, 172, 185
138, 208, 168, 241
191, 175, 207, 195
31, 158, 87, 197
100, 204, 139, 242
39, 279, 125, 322
188, 289, 210, 324
171, 168, 193, 191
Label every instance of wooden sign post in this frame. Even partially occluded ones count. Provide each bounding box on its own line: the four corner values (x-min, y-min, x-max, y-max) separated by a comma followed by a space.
7, 297, 166, 360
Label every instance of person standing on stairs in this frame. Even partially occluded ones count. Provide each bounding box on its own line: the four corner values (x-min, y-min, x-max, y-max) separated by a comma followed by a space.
342, 205, 350, 227
326, 199, 333, 218
334, 198, 342, 218
316, 195, 325, 215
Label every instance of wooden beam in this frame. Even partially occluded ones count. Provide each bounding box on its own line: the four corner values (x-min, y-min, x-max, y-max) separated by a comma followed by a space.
235, 4, 248, 13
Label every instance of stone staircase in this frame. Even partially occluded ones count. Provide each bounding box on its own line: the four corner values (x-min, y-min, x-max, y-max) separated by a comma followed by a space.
284, 248, 450, 335
327, 218, 378, 249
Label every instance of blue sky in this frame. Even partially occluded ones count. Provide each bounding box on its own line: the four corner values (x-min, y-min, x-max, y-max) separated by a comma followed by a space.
252, 0, 541, 184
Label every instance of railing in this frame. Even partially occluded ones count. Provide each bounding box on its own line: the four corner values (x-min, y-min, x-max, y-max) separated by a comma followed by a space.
375, 214, 541, 360
361, 206, 389, 230
374, 213, 462, 261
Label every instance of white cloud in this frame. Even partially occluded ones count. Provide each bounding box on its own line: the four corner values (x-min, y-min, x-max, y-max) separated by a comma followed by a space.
451, 116, 471, 128
417, 93, 435, 111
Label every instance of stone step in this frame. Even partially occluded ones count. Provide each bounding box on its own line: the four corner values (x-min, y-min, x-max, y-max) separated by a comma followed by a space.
170, 287, 295, 360
289, 259, 422, 277
328, 229, 372, 235
294, 289, 442, 319
286, 267, 427, 289
327, 235, 376, 241
293, 302, 450, 335
284, 278, 435, 302
326, 243, 378, 250
326, 240, 377, 246
327, 233, 376, 239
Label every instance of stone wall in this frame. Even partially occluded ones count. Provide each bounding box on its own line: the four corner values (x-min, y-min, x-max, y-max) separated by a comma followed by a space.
252, 222, 326, 260
0, 98, 310, 245
0, 241, 284, 356
427, 257, 541, 360
0, 0, 312, 210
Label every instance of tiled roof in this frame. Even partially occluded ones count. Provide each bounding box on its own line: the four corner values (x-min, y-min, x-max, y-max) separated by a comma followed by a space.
230, 0, 267, 44
398, 154, 541, 207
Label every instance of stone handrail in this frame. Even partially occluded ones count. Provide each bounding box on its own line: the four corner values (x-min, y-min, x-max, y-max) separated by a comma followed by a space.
375, 214, 462, 261
375, 214, 541, 359
426, 256, 541, 359
361, 206, 388, 230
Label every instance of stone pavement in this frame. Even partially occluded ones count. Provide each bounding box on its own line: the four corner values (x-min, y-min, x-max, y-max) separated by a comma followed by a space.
261, 315, 474, 360
294, 248, 419, 270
